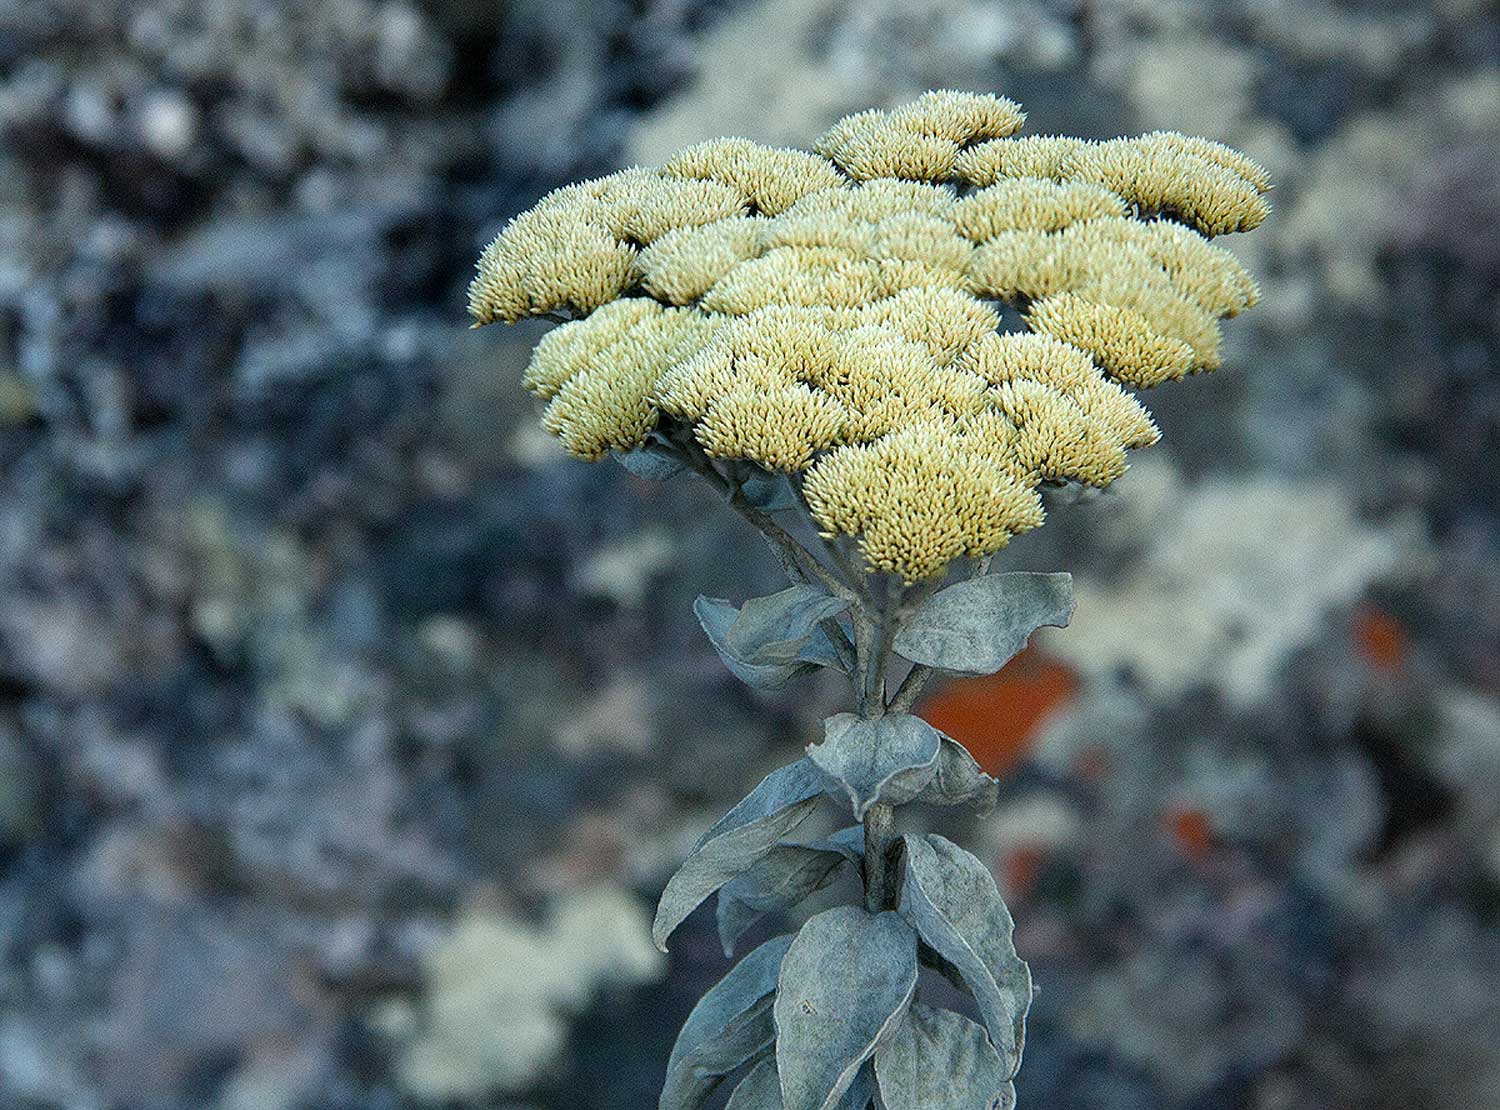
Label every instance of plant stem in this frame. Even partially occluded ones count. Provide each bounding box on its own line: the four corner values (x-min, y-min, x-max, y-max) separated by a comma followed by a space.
886, 662, 934, 715
861, 599, 891, 717
862, 801, 895, 913
679, 439, 858, 604
854, 581, 898, 911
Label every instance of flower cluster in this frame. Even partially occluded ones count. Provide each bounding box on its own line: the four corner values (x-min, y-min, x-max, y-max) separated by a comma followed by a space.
469, 90, 1267, 580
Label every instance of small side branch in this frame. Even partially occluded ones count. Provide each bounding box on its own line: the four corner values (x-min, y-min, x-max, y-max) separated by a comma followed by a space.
675, 437, 860, 672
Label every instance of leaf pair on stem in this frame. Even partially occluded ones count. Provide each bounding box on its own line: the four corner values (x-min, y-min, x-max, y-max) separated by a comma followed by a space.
644, 444, 1075, 1109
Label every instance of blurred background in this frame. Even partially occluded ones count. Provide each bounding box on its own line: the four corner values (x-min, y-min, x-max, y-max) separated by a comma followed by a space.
1, 0, 1498, 1107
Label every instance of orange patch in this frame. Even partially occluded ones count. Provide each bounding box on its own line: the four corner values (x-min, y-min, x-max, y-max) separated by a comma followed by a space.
1004, 844, 1047, 898
1165, 806, 1215, 864
1352, 605, 1408, 673
919, 649, 1079, 777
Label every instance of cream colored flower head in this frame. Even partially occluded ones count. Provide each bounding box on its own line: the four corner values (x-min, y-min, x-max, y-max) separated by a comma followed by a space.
469, 91, 1268, 581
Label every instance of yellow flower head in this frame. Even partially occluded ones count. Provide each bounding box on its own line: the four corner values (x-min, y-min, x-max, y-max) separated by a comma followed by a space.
470, 91, 1268, 580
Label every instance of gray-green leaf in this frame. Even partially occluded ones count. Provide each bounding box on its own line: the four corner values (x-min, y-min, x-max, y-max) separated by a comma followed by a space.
696, 585, 852, 689
893, 572, 1074, 676
616, 444, 687, 480
897, 834, 1031, 1073
655, 759, 826, 951
740, 470, 802, 513
726, 1057, 784, 1110
808, 713, 943, 821
661, 934, 793, 1110
914, 736, 999, 811
730, 1055, 877, 1110
874, 1004, 1015, 1110
836, 1062, 878, 1110
774, 906, 918, 1110
717, 827, 864, 957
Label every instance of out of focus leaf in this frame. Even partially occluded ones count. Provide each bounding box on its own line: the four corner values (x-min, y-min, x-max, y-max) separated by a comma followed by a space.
874, 1004, 1015, 1110
774, 906, 917, 1110
717, 827, 864, 956
661, 934, 793, 1110
654, 759, 826, 951
893, 572, 1074, 676
616, 444, 687, 480
740, 470, 802, 512
808, 713, 942, 820
696, 585, 851, 689
897, 834, 1030, 1073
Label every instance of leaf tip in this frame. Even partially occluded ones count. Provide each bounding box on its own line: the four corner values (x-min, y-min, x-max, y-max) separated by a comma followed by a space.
651, 913, 673, 953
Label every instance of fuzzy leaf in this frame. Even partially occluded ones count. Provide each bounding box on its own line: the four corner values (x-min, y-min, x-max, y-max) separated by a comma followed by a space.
897, 834, 1031, 1073
724, 586, 851, 664
774, 906, 918, 1110
727, 1059, 876, 1110
717, 827, 864, 956
655, 760, 826, 951
836, 1062, 878, 1110
726, 1057, 784, 1110
616, 444, 687, 480
805, 825, 867, 868
741, 471, 802, 513
808, 713, 943, 821
661, 934, 793, 1110
874, 1004, 1016, 1110
913, 736, 999, 811
696, 585, 851, 689
893, 572, 1074, 676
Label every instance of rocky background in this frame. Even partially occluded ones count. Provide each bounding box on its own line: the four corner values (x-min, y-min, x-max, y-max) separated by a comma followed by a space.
1, 1, 1498, 1107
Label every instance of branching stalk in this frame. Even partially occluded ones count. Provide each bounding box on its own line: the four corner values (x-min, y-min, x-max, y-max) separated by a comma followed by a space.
674, 435, 860, 672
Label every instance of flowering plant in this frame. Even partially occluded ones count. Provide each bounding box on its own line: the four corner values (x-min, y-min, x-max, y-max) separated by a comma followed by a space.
469, 90, 1266, 1109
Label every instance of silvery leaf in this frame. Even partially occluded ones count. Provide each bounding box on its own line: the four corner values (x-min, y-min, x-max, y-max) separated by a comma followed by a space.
774, 906, 918, 1110
728, 1057, 872, 1110
717, 827, 864, 957
696, 585, 852, 690
893, 572, 1074, 676
726, 1057, 784, 1110
740, 470, 802, 513
616, 444, 686, 480
661, 934, 793, 1110
897, 834, 1031, 1074
655, 760, 826, 951
724, 586, 851, 664
808, 714, 943, 821
697, 598, 816, 690
803, 825, 866, 868
835, 1061, 878, 1110
914, 736, 999, 811
874, 1004, 1015, 1110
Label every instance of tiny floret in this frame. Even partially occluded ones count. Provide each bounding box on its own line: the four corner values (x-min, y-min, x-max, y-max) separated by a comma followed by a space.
470, 90, 1268, 579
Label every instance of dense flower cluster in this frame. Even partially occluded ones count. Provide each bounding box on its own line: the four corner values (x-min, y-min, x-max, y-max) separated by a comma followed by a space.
469, 91, 1267, 580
